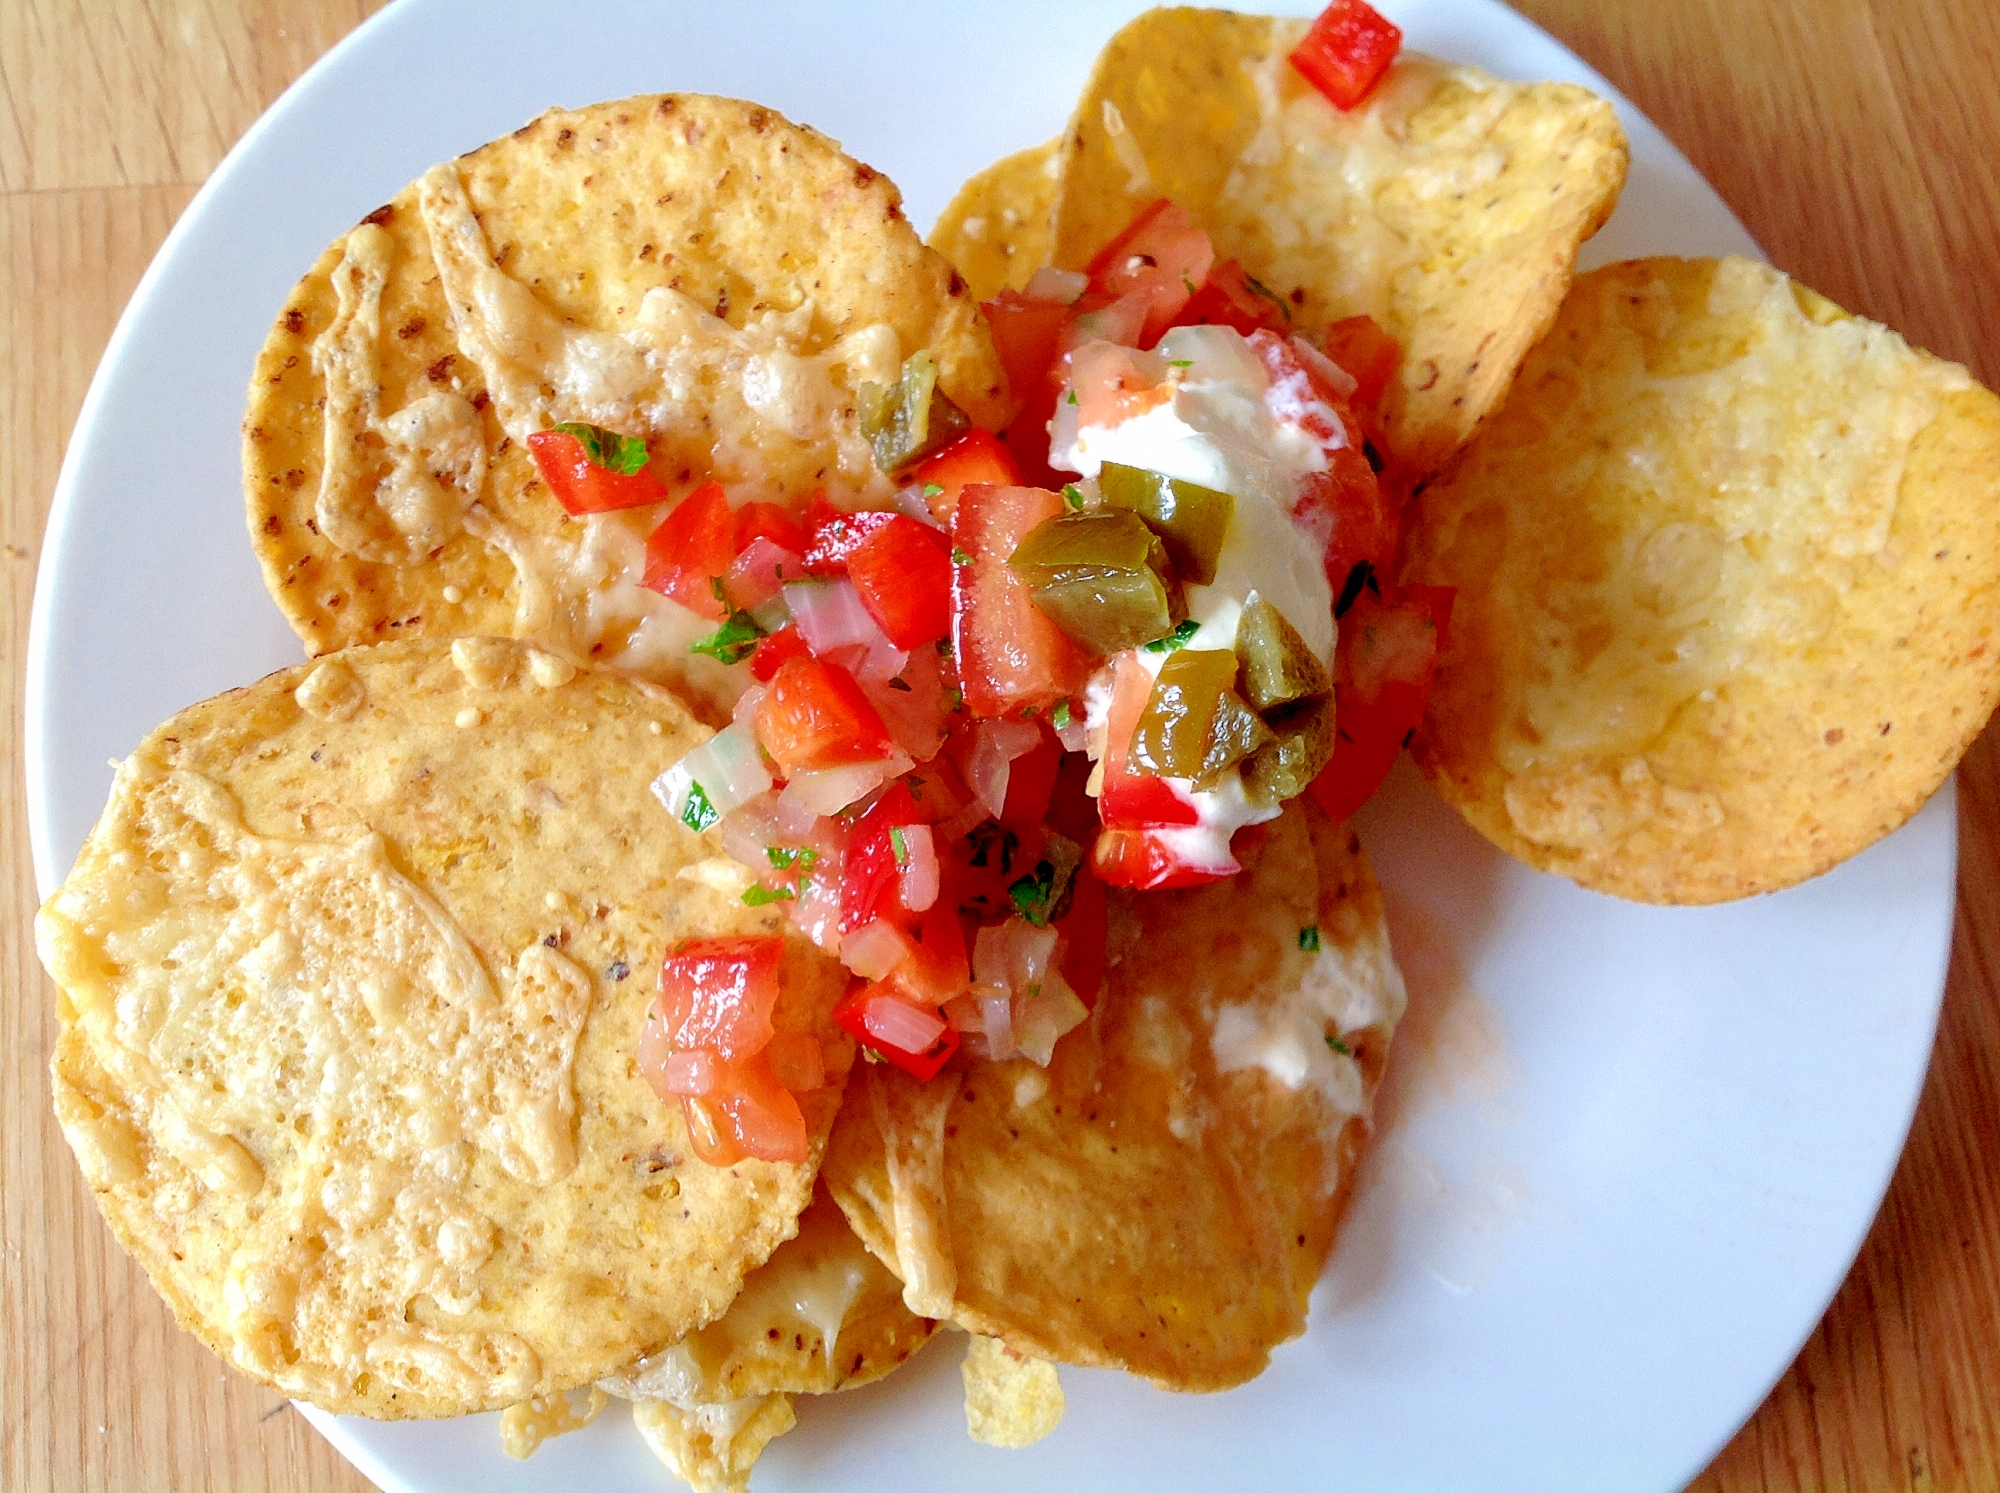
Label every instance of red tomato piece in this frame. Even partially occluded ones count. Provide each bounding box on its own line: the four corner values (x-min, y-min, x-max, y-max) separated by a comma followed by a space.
763, 1032, 827, 1093
801, 495, 900, 575
840, 782, 925, 933
916, 429, 1022, 523
1172, 258, 1292, 337
999, 723, 1062, 833
1098, 652, 1198, 829
1068, 339, 1175, 433
655, 936, 783, 1063
833, 983, 962, 1080
749, 625, 812, 682
755, 656, 894, 774
951, 485, 1090, 718
725, 536, 800, 612
1078, 200, 1215, 348
1091, 828, 1235, 891
1322, 314, 1401, 414
1310, 585, 1454, 821
846, 515, 954, 649
1290, 0, 1403, 111
1296, 455, 1400, 597
733, 500, 809, 556
981, 292, 1072, 488
890, 900, 972, 1008
525, 428, 669, 515
699, 1058, 810, 1165
641, 481, 735, 621
1055, 869, 1108, 1009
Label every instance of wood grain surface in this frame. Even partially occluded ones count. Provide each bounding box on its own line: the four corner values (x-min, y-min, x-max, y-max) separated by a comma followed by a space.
3, 2, 1995, 1490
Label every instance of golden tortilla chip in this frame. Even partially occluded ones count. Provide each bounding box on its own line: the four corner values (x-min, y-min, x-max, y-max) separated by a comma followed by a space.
500, 1386, 609, 1460
961, 1333, 1064, 1448
633, 1395, 797, 1493
1405, 256, 2000, 902
244, 95, 1006, 715
930, 138, 1061, 302
37, 637, 852, 1417
1050, 9, 1627, 473
822, 801, 1403, 1391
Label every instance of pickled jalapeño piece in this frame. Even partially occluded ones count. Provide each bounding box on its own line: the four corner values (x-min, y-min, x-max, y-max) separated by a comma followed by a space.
1009, 510, 1185, 656
858, 349, 971, 474
1131, 649, 1268, 782
1236, 593, 1332, 711
1196, 690, 1275, 791
1242, 695, 1336, 808
1098, 461, 1235, 585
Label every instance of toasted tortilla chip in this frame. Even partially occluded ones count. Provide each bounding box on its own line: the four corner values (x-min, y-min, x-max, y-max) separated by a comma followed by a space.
1404, 257, 2000, 902
930, 139, 1061, 302
37, 638, 852, 1417
500, 1386, 609, 1460
633, 1395, 797, 1493
822, 801, 1403, 1391
245, 95, 1006, 715
961, 1333, 1064, 1448
1050, 9, 1627, 473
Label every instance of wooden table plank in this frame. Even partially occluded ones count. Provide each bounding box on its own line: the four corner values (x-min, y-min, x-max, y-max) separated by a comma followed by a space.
3, 3, 1994, 1491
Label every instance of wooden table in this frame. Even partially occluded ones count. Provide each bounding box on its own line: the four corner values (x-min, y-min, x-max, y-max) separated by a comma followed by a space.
3, 2, 1995, 1488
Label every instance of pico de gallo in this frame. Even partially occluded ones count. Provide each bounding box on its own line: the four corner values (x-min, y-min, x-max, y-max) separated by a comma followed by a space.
521, 4, 1444, 1161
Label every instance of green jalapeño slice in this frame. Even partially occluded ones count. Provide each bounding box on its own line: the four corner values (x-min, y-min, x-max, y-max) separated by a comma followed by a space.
1130, 648, 1272, 786
858, 348, 971, 475
1008, 509, 1186, 656
1098, 461, 1236, 586
1235, 594, 1332, 711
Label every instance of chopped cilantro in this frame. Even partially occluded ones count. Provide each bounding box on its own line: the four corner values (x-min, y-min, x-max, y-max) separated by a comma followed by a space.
1051, 699, 1073, 731
1143, 619, 1201, 654
1008, 859, 1058, 925
1299, 925, 1321, 952
709, 574, 728, 604
1062, 483, 1085, 511
1326, 1034, 1351, 1056
766, 845, 818, 873
742, 884, 796, 906
690, 610, 766, 665
1243, 273, 1292, 321
679, 781, 720, 832
1181, 273, 1197, 294
951, 546, 972, 566
551, 421, 649, 474
890, 826, 910, 868
922, 482, 945, 499
1167, 358, 1193, 368
1065, 389, 1079, 406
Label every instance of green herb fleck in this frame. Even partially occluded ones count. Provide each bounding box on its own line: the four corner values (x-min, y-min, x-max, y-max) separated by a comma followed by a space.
1062, 483, 1085, 511
951, 546, 972, 566
679, 781, 720, 833
1167, 358, 1193, 368
1143, 619, 1202, 654
1243, 273, 1292, 321
1299, 925, 1322, 953
1065, 389, 1079, 406
1326, 1034, 1351, 1056
551, 421, 650, 475
1008, 859, 1058, 925
861, 1046, 886, 1064
689, 610, 766, 666
742, 884, 796, 906
709, 574, 728, 604
890, 826, 910, 868
1182, 273, 1197, 295
922, 482, 945, 499
766, 845, 819, 873
1052, 699, 1073, 731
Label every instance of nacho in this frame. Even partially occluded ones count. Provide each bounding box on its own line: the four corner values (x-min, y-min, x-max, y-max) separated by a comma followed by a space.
930, 138, 1061, 302
245, 95, 1006, 714
822, 801, 1403, 1390
36, 637, 852, 1417
961, 1333, 1065, 1448
1049, 8, 1627, 473
1404, 256, 2000, 902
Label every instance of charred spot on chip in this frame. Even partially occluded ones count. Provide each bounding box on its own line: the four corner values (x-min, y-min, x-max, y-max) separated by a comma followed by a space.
282, 308, 307, 335
360, 203, 394, 227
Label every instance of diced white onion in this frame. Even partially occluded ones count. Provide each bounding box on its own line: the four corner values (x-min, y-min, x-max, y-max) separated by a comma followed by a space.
1025, 266, 1089, 305
1054, 704, 1089, 754
893, 482, 947, 528
778, 751, 913, 817
862, 994, 947, 1056
897, 824, 940, 912
842, 919, 915, 982
1291, 331, 1359, 397
973, 917, 1060, 993
981, 991, 1018, 1062
731, 683, 768, 734
784, 578, 882, 657
936, 799, 992, 845
1013, 969, 1088, 1067
967, 719, 1042, 817
663, 1048, 718, 1097
653, 722, 773, 827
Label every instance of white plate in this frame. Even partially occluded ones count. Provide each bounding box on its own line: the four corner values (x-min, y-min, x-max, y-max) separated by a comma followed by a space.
27, 2, 1950, 1490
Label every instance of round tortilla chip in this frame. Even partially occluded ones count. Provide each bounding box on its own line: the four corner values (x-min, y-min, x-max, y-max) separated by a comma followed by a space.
36, 637, 852, 1417
1405, 256, 2000, 902
929, 138, 1060, 303
1049, 9, 1627, 474
244, 95, 1006, 710
821, 801, 1404, 1391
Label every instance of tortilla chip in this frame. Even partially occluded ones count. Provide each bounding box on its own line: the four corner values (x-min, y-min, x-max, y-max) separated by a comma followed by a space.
244, 95, 1006, 714
500, 1386, 609, 1460
961, 1333, 1064, 1448
930, 139, 1061, 302
1049, 9, 1627, 473
822, 801, 1404, 1391
37, 638, 852, 1417
1404, 257, 2000, 902
633, 1395, 797, 1493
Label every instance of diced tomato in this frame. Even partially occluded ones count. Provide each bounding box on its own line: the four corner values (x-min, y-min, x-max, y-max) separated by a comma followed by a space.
749, 625, 812, 682
916, 429, 1021, 522
834, 983, 962, 1080
1172, 258, 1292, 338
763, 1032, 827, 1092
1310, 585, 1454, 821
755, 656, 894, 774
890, 899, 972, 1008
655, 936, 783, 1063
1043, 742, 1104, 847
1078, 199, 1214, 348
1091, 827, 1235, 891
951, 484, 1090, 718
641, 481, 735, 621
1068, 340, 1176, 433
1055, 868, 1108, 1008
982, 292, 1072, 487
999, 723, 1062, 833
733, 500, 809, 556
691, 1059, 809, 1165
1098, 652, 1198, 828
1290, 0, 1403, 111
846, 515, 953, 649
801, 495, 900, 575
1322, 314, 1401, 414
526, 428, 669, 515
840, 782, 926, 933
1295, 455, 1400, 597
